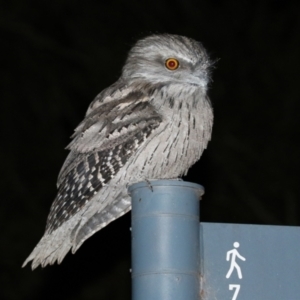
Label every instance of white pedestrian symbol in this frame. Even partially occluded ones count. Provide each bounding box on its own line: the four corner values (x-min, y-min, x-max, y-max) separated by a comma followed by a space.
226, 242, 246, 279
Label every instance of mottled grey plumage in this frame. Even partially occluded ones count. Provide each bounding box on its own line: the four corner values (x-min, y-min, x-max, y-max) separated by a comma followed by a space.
23, 34, 213, 269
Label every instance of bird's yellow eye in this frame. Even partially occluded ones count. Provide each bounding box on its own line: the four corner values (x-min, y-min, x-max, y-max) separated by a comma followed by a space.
165, 58, 179, 70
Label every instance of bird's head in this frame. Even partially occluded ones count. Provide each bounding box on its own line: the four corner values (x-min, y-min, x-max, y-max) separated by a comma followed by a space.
122, 34, 212, 92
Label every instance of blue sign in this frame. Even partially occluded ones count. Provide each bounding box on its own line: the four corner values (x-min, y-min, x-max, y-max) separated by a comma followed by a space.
200, 223, 300, 300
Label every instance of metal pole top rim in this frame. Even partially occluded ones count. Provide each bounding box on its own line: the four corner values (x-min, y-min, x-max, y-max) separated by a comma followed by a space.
128, 180, 204, 196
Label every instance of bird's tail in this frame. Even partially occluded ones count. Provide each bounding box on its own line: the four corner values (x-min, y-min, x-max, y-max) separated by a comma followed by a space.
22, 215, 80, 269
22, 197, 131, 269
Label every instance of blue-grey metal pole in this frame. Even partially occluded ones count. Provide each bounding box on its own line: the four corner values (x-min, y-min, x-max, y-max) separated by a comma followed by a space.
129, 180, 204, 300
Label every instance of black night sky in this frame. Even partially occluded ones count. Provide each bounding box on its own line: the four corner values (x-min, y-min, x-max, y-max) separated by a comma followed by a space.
1, 1, 300, 299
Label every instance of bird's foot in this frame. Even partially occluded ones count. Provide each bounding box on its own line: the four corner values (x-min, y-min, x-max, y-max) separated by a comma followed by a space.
144, 179, 153, 192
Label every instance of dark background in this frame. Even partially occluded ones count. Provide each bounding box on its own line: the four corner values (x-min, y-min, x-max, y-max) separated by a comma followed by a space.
1, 0, 299, 299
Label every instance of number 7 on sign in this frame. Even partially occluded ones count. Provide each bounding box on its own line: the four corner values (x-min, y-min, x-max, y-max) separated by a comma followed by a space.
229, 284, 240, 300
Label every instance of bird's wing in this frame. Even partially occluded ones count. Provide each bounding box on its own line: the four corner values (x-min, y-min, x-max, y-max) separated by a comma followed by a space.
46, 84, 162, 234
